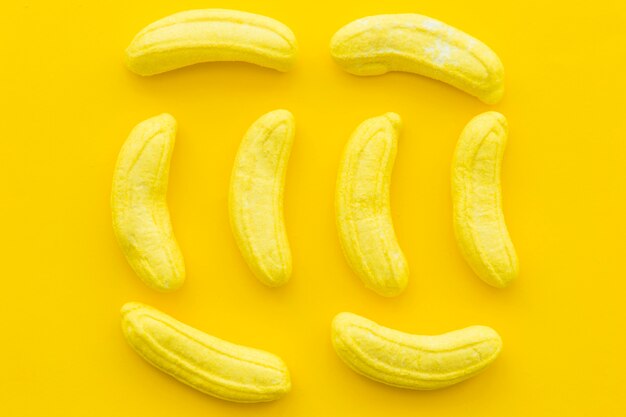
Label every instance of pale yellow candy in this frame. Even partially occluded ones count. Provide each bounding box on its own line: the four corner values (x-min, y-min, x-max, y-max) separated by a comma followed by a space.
452, 112, 519, 288
332, 312, 502, 390
111, 114, 185, 292
330, 14, 504, 104
335, 113, 408, 296
229, 110, 294, 287
125, 9, 298, 75
121, 302, 291, 402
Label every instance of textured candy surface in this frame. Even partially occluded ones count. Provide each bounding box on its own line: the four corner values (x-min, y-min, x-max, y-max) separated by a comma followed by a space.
452, 111, 518, 287
126, 9, 298, 75
229, 110, 295, 287
121, 302, 291, 402
111, 114, 185, 292
330, 14, 504, 104
335, 113, 408, 296
332, 312, 502, 390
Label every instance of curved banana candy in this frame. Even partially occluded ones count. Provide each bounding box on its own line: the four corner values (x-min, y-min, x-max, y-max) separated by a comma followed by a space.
126, 9, 298, 75
452, 112, 518, 288
229, 110, 295, 287
111, 114, 185, 292
332, 312, 502, 390
330, 14, 504, 104
121, 302, 291, 402
336, 113, 408, 296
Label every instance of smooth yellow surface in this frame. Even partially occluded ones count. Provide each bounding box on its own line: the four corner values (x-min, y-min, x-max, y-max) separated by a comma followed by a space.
230, 110, 294, 287
112, 114, 185, 291
332, 312, 501, 389
336, 113, 409, 296
452, 112, 518, 287
1, 1, 625, 416
121, 302, 291, 402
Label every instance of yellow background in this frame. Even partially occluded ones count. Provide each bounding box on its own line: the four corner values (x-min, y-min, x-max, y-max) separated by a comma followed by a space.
2, 0, 625, 415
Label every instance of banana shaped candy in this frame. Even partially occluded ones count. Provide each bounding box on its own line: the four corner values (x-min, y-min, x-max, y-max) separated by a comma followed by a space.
121, 302, 291, 402
336, 113, 408, 296
452, 112, 518, 288
111, 114, 185, 292
229, 110, 295, 287
330, 14, 504, 104
126, 9, 298, 75
332, 312, 502, 390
